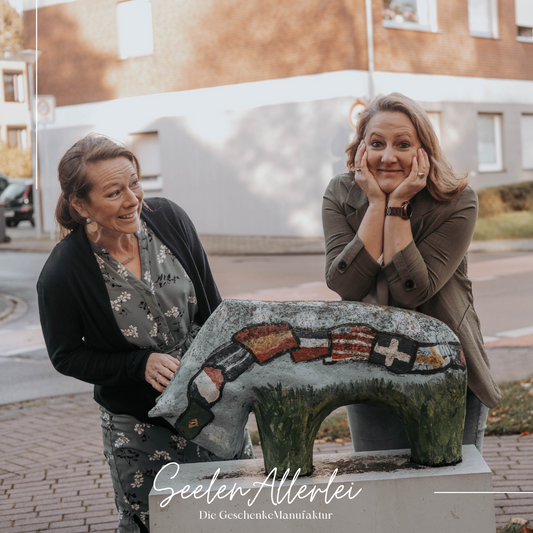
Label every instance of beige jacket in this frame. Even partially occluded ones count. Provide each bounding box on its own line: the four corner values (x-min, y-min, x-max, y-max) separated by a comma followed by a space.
322, 173, 501, 408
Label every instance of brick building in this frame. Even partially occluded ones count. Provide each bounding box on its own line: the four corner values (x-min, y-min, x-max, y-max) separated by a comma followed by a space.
23, 0, 533, 237
0, 58, 30, 152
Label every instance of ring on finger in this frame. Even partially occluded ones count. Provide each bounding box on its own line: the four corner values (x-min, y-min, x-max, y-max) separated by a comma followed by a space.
417, 172, 425, 179
355, 168, 362, 173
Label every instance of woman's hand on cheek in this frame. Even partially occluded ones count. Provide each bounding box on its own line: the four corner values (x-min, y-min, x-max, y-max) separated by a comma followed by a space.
388, 148, 429, 204
145, 352, 179, 393
354, 141, 387, 206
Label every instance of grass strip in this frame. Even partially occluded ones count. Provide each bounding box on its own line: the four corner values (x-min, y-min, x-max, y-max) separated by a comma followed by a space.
313, 376, 533, 439
473, 210, 533, 241
485, 377, 533, 435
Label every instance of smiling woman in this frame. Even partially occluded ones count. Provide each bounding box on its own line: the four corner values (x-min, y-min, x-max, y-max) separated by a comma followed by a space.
38, 134, 253, 533
322, 93, 501, 458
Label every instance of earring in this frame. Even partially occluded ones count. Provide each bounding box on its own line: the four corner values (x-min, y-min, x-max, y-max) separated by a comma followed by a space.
86, 217, 98, 234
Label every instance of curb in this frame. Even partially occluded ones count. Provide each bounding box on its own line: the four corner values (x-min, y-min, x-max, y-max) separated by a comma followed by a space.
0, 292, 28, 326
2, 236, 533, 255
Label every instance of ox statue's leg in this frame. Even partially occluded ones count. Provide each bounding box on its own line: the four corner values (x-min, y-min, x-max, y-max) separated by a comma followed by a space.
253, 384, 350, 477
390, 374, 468, 466
253, 372, 467, 476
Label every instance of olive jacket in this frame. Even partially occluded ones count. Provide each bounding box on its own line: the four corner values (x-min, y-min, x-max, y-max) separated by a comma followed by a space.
322, 173, 501, 408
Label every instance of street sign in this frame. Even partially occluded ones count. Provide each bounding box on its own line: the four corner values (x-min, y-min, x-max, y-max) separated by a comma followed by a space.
37, 95, 56, 124
349, 100, 367, 129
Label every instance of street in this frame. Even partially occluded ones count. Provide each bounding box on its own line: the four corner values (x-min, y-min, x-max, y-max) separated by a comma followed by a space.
1, 227, 533, 405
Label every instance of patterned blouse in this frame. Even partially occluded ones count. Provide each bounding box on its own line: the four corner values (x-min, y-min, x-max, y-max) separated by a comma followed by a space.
90, 221, 199, 359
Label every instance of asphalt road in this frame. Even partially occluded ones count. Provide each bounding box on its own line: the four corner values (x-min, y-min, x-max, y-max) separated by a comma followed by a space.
0, 245, 532, 405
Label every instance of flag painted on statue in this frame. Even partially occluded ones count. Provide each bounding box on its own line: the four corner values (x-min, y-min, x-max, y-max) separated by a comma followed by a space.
291, 329, 330, 362
324, 325, 376, 363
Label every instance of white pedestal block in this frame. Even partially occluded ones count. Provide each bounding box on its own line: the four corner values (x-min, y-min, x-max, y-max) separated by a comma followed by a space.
149, 445, 496, 533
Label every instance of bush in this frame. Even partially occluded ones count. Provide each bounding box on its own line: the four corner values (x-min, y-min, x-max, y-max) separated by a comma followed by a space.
478, 182, 533, 218
0, 145, 32, 178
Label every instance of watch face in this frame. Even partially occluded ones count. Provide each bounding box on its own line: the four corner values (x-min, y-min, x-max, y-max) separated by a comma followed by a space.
404, 202, 413, 219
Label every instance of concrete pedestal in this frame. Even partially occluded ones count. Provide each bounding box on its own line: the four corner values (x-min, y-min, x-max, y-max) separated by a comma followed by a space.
149, 445, 496, 533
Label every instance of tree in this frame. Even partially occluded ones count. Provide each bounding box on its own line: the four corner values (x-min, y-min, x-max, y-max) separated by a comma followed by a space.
0, 0, 23, 57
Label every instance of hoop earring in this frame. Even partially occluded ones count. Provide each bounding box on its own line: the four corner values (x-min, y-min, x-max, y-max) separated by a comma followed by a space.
86, 218, 98, 234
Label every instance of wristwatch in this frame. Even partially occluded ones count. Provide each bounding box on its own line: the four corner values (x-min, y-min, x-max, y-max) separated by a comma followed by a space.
385, 201, 412, 220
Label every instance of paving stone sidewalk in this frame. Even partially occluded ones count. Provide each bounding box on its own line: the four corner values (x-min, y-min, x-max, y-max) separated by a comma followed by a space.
0, 389, 532, 532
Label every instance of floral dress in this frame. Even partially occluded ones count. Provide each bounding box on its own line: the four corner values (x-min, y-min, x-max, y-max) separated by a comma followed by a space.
91, 221, 253, 533
91, 220, 200, 359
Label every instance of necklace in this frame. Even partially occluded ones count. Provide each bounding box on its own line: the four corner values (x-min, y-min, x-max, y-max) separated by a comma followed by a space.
120, 237, 136, 266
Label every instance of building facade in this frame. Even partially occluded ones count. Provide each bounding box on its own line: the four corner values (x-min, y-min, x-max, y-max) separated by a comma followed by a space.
24, 0, 533, 237
0, 58, 30, 153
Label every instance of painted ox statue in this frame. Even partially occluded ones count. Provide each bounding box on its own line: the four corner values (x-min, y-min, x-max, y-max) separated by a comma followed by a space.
149, 300, 467, 476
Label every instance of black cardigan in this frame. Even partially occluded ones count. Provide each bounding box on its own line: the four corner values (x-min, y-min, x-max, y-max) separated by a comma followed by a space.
37, 198, 222, 430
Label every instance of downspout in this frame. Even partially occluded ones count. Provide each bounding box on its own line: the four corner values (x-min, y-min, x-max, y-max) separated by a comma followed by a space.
365, 0, 375, 101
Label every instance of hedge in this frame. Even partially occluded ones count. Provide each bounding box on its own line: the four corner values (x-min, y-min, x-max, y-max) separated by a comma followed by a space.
477, 181, 533, 219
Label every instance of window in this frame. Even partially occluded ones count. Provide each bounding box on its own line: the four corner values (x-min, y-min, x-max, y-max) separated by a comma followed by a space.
516, 0, 533, 42
3, 71, 25, 102
521, 115, 533, 169
382, 0, 438, 32
7, 126, 28, 149
117, 0, 154, 59
468, 0, 499, 38
426, 112, 441, 143
129, 132, 163, 190
477, 114, 503, 172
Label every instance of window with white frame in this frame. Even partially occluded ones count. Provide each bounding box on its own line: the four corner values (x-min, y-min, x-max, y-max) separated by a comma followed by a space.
117, 0, 154, 59
129, 132, 163, 191
7, 126, 28, 149
382, 0, 438, 32
516, 0, 533, 42
3, 71, 25, 103
521, 115, 533, 170
468, 0, 499, 38
477, 114, 503, 172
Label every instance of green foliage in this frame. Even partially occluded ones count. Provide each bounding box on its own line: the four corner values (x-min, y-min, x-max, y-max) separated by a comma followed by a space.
473, 210, 533, 241
497, 525, 528, 533
0, 144, 32, 177
485, 377, 533, 436
316, 411, 351, 440
478, 182, 533, 219
0, 0, 23, 56
249, 430, 260, 446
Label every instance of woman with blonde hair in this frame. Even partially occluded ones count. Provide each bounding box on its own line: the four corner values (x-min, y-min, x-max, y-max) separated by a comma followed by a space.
322, 93, 500, 454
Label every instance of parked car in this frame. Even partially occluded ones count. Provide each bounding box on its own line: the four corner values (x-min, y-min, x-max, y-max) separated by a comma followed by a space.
0, 174, 8, 195
0, 178, 34, 227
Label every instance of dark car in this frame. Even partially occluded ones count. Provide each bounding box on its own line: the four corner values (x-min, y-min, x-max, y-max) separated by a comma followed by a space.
0, 174, 8, 195
0, 178, 34, 227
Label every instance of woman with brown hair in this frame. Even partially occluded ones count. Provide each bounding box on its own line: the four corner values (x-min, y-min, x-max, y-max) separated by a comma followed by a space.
38, 134, 252, 533
322, 93, 500, 454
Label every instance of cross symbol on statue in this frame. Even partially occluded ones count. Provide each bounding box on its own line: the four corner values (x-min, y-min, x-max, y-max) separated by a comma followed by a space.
374, 339, 411, 367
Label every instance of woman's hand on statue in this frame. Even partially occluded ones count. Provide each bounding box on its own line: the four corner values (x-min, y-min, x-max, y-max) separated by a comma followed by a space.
145, 352, 179, 392
353, 141, 387, 207
388, 148, 430, 205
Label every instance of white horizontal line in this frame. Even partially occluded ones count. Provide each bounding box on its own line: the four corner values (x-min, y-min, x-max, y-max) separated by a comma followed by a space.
0, 344, 47, 357
331, 350, 370, 356
496, 326, 533, 338
333, 339, 372, 346
483, 336, 499, 344
435, 491, 533, 494
471, 276, 496, 282
299, 339, 329, 348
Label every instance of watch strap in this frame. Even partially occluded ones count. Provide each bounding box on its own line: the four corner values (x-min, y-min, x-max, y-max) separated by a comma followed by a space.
385, 201, 412, 220
385, 206, 404, 217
